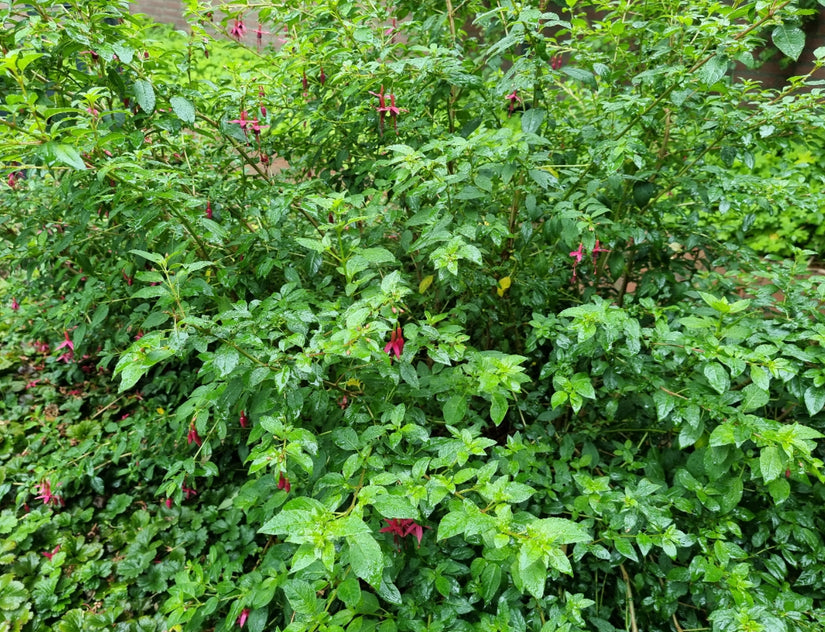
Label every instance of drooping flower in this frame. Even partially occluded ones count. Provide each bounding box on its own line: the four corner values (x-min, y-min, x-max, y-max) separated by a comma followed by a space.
122, 269, 133, 286
42, 545, 60, 561
164, 498, 173, 509
56, 331, 74, 352
239, 411, 248, 428
237, 608, 250, 628
319, 67, 326, 85
505, 89, 521, 116
230, 110, 256, 135
10, 297, 19, 310
205, 201, 213, 219
380, 518, 425, 547
384, 325, 405, 359
34, 480, 64, 507
229, 19, 247, 40
551, 54, 564, 70
591, 239, 610, 266
569, 243, 584, 282
187, 423, 203, 447
254, 22, 268, 49
182, 485, 198, 499
369, 85, 388, 136
277, 471, 291, 493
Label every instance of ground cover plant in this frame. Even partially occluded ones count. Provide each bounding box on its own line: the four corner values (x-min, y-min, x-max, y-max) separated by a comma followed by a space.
2, 0, 825, 630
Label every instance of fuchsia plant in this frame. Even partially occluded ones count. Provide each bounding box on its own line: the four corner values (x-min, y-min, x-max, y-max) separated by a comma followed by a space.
379, 518, 426, 547
384, 325, 405, 359
187, 423, 203, 447
505, 89, 521, 116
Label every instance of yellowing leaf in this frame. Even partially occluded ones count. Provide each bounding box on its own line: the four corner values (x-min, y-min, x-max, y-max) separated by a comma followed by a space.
497, 276, 512, 297
419, 274, 434, 293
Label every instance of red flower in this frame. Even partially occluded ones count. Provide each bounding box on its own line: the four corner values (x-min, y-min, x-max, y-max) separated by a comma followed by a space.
277, 471, 291, 493
34, 480, 64, 507
205, 201, 213, 219
239, 411, 248, 428
505, 89, 521, 116
42, 545, 60, 561
10, 297, 19, 310
591, 239, 610, 266
551, 55, 563, 70
55, 331, 74, 353
319, 67, 326, 85
187, 423, 203, 447
569, 242, 585, 282
380, 518, 426, 547
229, 19, 247, 40
182, 485, 197, 499
237, 608, 250, 628
384, 325, 405, 360
164, 498, 173, 508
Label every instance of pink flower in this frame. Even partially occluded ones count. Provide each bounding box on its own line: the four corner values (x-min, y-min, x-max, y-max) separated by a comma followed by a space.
277, 472, 291, 493
187, 423, 203, 447
384, 325, 405, 359
56, 331, 74, 353
237, 608, 250, 628
380, 518, 426, 547
505, 89, 521, 116
369, 86, 405, 136
569, 243, 584, 282
205, 201, 213, 219
229, 19, 247, 40
42, 545, 60, 561
254, 22, 268, 46
230, 110, 257, 134
239, 411, 248, 428
165, 498, 173, 509
182, 485, 197, 499
551, 55, 563, 70
34, 480, 64, 507
10, 297, 19, 310
122, 269, 133, 285
8, 172, 19, 189
591, 239, 610, 266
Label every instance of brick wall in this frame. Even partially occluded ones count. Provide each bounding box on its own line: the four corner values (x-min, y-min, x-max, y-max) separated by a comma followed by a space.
131, 0, 188, 29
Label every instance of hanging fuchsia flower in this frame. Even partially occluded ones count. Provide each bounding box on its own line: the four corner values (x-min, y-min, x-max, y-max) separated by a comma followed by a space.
319, 67, 326, 85
591, 239, 610, 266
164, 498, 173, 509
34, 480, 64, 507
569, 243, 584, 282
230, 110, 254, 134
254, 22, 268, 48
182, 485, 197, 499
551, 55, 564, 70
380, 518, 426, 547
10, 297, 19, 310
8, 172, 18, 189
384, 325, 405, 359
205, 201, 213, 219
505, 89, 521, 116
277, 471, 291, 493
370, 86, 405, 136
56, 331, 74, 353
237, 608, 250, 628
122, 269, 133, 286
239, 411, 248, 428
229, 19, 247, 40
187, 423, 203, 447
42, 545, 60, 561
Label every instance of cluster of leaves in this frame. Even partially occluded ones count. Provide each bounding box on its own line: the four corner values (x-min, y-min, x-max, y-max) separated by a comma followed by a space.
2, 0, 825, 631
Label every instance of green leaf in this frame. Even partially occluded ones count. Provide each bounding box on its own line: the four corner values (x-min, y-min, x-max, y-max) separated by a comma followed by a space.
170, 96, 195, 124
438, 511, 469, 540
772, 25, 805, 61
0, 574, 27, 610
337, 577, 362, 609
118, 363, 149, 392
804, 386, 825, 416
697, 55, 728, 86
703, 362, 730, 395
370, 494, 417, 519
283, 580, 319, 614
129, 249, 165, 265
133, 79, 156, 113
521, 108, 545, 134
54, 144, 86, 170
516, 543, 548, 599
531, 517, 591, 545
347, 533, 384, 588
490, 393, 508, 425
443, 395, 468, 425
214, 346, 239, 377
740, 384, 769, 412
760, 446, 784, 483
614, 536, 638, 562
767, 477, 790, 504
546, 547, 573, 575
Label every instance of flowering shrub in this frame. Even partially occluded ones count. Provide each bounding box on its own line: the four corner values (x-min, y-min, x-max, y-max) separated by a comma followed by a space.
2, 1, 825, 631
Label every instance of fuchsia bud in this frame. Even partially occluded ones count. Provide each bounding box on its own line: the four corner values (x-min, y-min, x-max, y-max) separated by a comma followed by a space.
239, 411, 248, 428
165, 498, 173, 508
187, 423, 203, 447
319, 67, 326, 85
237, 608, 250, 628
205, 201, 213, 219
277, 471, 291, 493
302, 71, 308, 93
10, 297, 19, 310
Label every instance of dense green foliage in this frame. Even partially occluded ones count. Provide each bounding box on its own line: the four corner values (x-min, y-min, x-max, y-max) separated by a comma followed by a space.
2, 1, 825, 631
